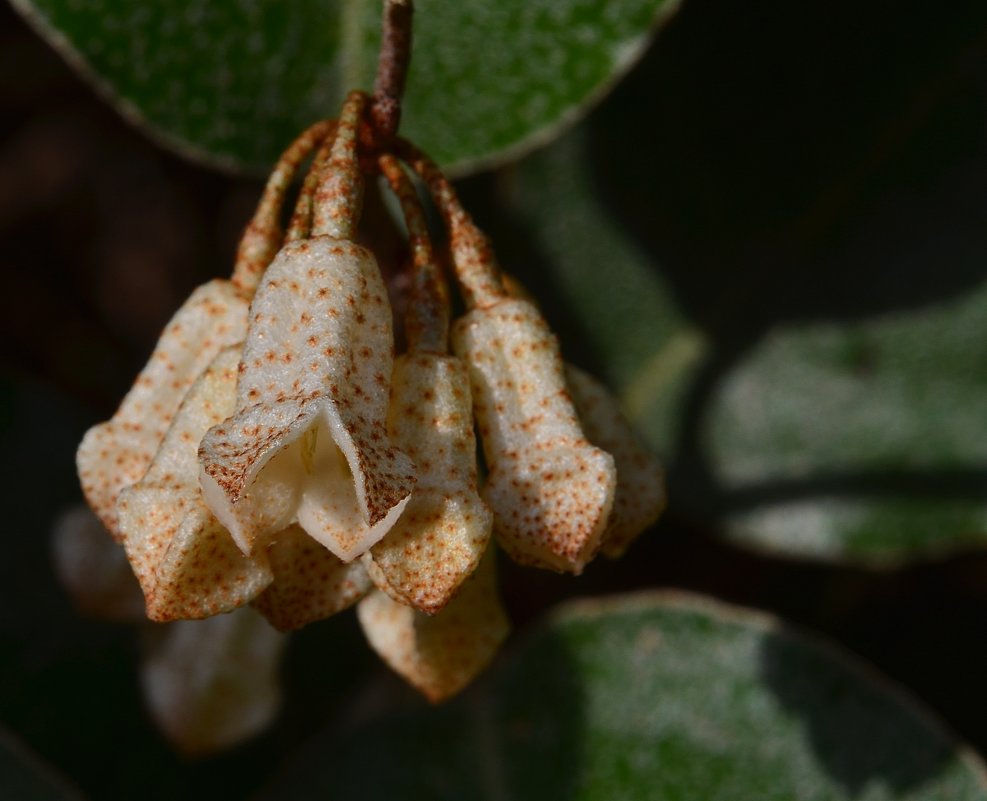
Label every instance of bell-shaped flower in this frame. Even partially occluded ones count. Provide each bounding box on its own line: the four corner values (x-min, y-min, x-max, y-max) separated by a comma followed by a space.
565, 365, 666, 557
357, 549, 508, 702
252, 523, 372, 631
452, 296, 617, 574
396, 139, 617, 575
198, 236, 416, 562
141, 606, 285, 755
363, 152, 492, 614
76, 121, 333, 542
77, 281, 250, 541
116, 347, 275, 621
366, 347, 492, 614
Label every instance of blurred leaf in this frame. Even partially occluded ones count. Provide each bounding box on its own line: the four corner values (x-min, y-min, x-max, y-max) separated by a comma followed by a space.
499, 86, 987, 562
700, 296, 987, 561
260, 591, 987, 800
10, 0, 675, 174
0, 728, 85, 801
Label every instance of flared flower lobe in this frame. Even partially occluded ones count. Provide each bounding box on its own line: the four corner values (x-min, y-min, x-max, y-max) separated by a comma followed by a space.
116, 347, 274, 621
198, 237, 416, 561
357, 550, 508, 702
565, 365, 666, 557
367, 353, 492, 614
452, 298, 616, 573
77, 280, 249, 539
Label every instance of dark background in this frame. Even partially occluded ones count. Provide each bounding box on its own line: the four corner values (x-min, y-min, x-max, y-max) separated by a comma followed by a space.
4, 0, 987, 798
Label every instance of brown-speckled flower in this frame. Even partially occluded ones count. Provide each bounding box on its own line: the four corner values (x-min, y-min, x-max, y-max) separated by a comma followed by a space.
73, 80, 665, 728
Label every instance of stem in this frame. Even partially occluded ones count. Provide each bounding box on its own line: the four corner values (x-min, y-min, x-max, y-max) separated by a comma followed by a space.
378, 152, 450, 354
368, 0, 414, 149
286, 129, 336, 242
231, 119, 334, 294
312, 91, 369, 240
393, 137, 505, 310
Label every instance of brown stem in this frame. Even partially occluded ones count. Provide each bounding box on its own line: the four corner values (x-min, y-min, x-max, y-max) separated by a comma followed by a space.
393, 137, 505, 310
312, 91, 368, 240
286, 128, 336, 242
368, 0, 414, 149
231, 119, 334, 294
378, 152, 450, 354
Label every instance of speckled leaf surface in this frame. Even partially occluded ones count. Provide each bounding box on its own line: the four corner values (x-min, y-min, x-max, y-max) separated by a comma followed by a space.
10, 0, 675, 174
497, 109, 987, 563
260, 592, 987, 801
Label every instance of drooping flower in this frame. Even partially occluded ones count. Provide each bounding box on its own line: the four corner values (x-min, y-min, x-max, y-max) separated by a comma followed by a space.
76, 121, 333, 542
397, 140, 618, 575
141, 606, 285, 756
358, 549, 507, 702
71, 70, 665, 731
564, 364, 667, 558
363, 153, 493, 615
116, 347, 275, 621
198, 93, 416, 564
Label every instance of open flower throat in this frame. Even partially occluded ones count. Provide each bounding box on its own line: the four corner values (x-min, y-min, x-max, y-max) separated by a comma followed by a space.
76, 90, 666, 703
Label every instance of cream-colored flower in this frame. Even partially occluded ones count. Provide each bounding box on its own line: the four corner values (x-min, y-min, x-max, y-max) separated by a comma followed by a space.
564, 365, 666, 557
71, 84, 664, 721
197, 237, 415, 561
362, 153, 493, 615
357, 549, 508, 702
76, 281, 250, 541
397, 140, 618, 575
198, 95, 416, 563
453, 296, 617, 574
76, 121, 333, 542
365, 351, 492, 614
252, 524, 372, 631
116, 347, 275, 621
141, 607, 285, 756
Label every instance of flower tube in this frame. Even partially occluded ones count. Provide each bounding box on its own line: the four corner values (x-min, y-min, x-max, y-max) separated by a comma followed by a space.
364, 153, 493, 614
397, 140, 617, 574
198, 92, 416, 562
77, 121, 333, 540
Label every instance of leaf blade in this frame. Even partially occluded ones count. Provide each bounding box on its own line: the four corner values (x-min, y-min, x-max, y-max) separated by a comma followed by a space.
259, 592, 987, 800
11, 0, 676, 173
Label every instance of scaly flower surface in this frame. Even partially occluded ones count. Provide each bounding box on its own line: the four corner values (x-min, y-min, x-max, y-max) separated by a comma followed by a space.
76, 120, 333, 542
77, 281, 249, 541
358, 549, 508, 702
117, 347, 274, 621
71, 76, 665, 734
364, 152, 493, 616
198, 94, 416, 562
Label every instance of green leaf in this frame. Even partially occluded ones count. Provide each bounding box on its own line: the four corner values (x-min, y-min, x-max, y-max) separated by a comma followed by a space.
0, 728, 85, 801
10, 0, 675, 174
260, 592, 987, 800
698, 298, 987, 561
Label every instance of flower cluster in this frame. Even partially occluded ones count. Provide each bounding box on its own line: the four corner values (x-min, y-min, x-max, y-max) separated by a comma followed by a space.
75, 90, 666, 731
